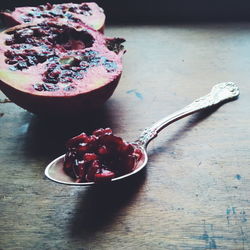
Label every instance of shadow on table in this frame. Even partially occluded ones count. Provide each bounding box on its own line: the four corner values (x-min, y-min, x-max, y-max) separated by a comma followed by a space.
66, 104, 230, 238
68, 168, 147, 238
148, 102, 232, 158
23, 99, 121, 160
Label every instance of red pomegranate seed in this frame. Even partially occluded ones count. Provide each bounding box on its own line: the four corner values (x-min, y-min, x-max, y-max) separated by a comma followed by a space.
5, 38, 15, 45
48, 63, 57, 69
4, 50, 13, 58
93, 127, 113, 137
77, 160, 86, 179
93, 128, 105, 137
49, 70, 61, 78
83, 153, 98, 161
86, 160, 101, 181
64, 154, 74, 169
77, 143, 89, 154
118, 142, 134, 154
98, 145, 108, 155
134, 148, 143, 160
100, 135, 123, 149
66, 132, 88, 148
103, 128, 112, 135
46, 2, 53, 10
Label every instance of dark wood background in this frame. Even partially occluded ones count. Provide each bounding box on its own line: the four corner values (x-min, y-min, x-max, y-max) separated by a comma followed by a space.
2, 0, 250, 22
0, 1, 250, 249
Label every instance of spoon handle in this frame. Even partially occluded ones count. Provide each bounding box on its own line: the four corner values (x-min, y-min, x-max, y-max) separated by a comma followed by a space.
135, 82, 240, 147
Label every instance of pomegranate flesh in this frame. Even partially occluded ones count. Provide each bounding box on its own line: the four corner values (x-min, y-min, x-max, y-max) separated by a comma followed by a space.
1, 2, 105, 32
0, 21, 125, 116
64, 128, 143, 183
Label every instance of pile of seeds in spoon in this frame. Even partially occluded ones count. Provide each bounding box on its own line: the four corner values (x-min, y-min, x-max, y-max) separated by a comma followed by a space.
63, 128, 143, 182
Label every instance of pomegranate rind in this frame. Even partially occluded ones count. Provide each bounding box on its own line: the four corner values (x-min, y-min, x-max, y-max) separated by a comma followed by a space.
0, 2, 105, 32
0, 22, 125, 116
0, 72, 121, 115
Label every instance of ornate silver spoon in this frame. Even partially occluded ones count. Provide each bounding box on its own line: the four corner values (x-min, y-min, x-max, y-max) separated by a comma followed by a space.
45, 82, 239, 185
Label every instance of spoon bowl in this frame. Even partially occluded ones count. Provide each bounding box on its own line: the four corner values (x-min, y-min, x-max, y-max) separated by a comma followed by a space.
45, 82, 240, 185
45, 145, 147, 185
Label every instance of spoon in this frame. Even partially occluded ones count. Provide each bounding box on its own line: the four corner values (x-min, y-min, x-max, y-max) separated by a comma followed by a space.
45, 82, 240, 185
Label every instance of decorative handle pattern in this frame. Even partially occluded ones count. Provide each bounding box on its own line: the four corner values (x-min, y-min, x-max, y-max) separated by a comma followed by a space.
135, 82, 239, 147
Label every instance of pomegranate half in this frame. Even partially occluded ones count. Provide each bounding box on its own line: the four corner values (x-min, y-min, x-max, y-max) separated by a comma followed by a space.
0, 21, 125, 116
1, 2, 106, 32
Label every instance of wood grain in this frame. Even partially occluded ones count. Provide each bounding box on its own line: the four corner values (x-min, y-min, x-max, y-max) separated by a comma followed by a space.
0, 22, 250, 249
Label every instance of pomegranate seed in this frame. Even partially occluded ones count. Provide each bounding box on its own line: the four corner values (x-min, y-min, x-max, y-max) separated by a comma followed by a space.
83, 153, 98, 161
77, 143, 88, 154
69, 7, 77, 13
5, 59, 17, 65
124, 155, 136, 173
46, 2, 53, 10
5, 38, 15, 45
103, 128, 113, 135
47, 63, 57, 70
66, 132, 88, 148
55, 45, 67, 53
60, 77, 73, 83
79, 61, 89, 68
64, 155, 74, 169
98, 145, 108, 155
77, 160, 86, 179
86, 160, 101, 181
48, 70, 61, 78
38, 5, 44, 11
80, 3, 91, 11
100, 135, 123, 148
14, 56, 24, 61
93, 128, 105, 137
4, 50, 14, 58
33, 83, 44, 91
63, 152, 78, 178
134, 148, 143, 160
85, 135, 98, 143
23, 17, 32, 23
118, 143, 134, 154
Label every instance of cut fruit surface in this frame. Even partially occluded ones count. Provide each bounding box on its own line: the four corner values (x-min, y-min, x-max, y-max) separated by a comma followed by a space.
0, 21, 125, 116
1, 2, 105, 32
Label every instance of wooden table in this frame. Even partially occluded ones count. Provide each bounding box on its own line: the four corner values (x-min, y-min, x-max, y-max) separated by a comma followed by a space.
0, 22, 249, 249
